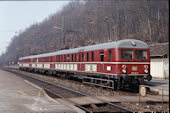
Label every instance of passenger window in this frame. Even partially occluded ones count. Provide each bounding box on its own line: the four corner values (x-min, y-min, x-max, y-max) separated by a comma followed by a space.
61, 56, 63, 62
75, 54, 77, 62
50, 57, 52, 62
79, 54, 81, 62
67, 55, 69, 62
91, 52, 94, 61
64, 55, 66, 62
87, 53, 89, 61
121, 50, 133, 60
71, 54, 73, 62
82, 53, 84, 61
135, 50, 147, 60
109, 49, 111, 62
100, 52, 104, 62
58, 56, 60, 62
56, 56, 57, 62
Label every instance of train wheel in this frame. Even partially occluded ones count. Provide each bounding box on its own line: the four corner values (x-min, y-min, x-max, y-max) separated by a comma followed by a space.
130, 79, 140, 90
114, 80, 118, 90
118, 78, 125, 90
135, 80, 140, 90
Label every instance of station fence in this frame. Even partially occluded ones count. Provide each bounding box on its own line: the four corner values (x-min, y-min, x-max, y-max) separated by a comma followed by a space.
82, 76, 114, 91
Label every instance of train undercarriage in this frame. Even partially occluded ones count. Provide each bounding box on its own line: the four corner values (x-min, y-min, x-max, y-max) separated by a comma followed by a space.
20, 67, 152, 90
117, 74, 152, 90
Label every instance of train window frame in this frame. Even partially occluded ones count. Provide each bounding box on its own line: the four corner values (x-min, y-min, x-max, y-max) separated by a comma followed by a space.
56, 56, 58, 62
82, 53, 84, 62
91, 52, 94, 61
64, 55, 66, 62
33, 59, 36, 62
61, 55, 63, 62
38, 58, 41, 62
71, 54, 73, 62
79, 54, 81, 62
109, 49, 111, 62
75, 54, 77, 62
50, 57, 52, 62
58, 55, 60, 62
45, 57, 48, 62
100, 52, 104, 62
86, 52, 89, 61
121, 49, 133, 60
67, 55, 69, 62
40, 58, 42, 62
135, 50, 148, 60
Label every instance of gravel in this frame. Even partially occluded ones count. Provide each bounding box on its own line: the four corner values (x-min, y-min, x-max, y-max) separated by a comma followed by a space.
24, 72, 115, 96
117, 102, 169, 112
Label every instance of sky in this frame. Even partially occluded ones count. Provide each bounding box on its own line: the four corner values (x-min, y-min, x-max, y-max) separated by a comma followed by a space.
0, 1, 69, 55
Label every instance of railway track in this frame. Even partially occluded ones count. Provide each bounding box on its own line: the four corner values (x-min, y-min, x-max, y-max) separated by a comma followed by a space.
2, 67, 134, 113
3, 67, 156, 97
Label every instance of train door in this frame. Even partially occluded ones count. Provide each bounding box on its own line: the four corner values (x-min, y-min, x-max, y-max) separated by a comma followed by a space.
104, 49, 112, 73
80, 52, 84, 71
99, 50, 104, 72
50, 56, 55, 69
77, 52, 83, 71
30, 58, 32, 68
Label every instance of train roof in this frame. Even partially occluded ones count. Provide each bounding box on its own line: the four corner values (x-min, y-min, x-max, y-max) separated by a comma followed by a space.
19, 39, 148, 60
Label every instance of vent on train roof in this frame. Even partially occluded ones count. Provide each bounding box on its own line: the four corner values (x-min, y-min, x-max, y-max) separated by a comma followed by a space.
131, 41, 136, 46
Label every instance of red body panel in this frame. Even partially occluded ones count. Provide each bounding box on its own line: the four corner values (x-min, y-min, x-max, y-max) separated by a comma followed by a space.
19, 47, 150, 78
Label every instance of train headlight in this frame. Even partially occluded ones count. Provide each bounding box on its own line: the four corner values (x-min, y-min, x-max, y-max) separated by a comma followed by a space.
144, 65, 148, 69
122, 65, 127, 74
122, 65, 126, 68
144, 69, 148, 73
122, 69, 126, 73
144, 65, 148, 73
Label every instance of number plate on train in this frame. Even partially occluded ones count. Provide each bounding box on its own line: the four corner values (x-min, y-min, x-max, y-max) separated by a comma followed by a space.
132, 66, 137, 71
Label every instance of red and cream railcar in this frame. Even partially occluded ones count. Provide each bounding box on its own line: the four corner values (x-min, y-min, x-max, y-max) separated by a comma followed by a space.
19, 39, 152, 89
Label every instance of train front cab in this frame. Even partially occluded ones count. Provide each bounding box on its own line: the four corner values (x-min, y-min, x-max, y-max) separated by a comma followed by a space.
115, 40, 152, 89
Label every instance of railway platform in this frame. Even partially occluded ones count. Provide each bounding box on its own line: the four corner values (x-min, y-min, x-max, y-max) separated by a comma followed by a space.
144, 78, 169, 95
0, 69, 84, 113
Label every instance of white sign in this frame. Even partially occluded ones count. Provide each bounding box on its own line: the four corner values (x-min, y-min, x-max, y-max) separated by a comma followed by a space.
107, 66, 111, 71
140, 86, 147, 97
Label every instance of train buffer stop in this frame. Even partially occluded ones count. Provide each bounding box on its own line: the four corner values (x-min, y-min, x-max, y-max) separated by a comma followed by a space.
0, 69, 84, 113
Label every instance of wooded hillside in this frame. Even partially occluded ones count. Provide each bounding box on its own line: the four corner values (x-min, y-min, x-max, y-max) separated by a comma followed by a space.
0, 0, 169, 65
